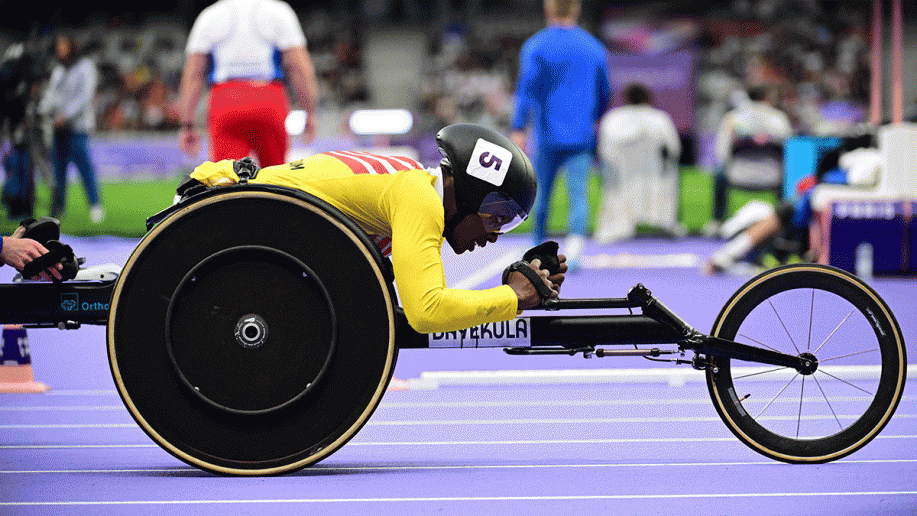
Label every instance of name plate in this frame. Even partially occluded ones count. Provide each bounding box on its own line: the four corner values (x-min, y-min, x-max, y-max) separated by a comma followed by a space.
428, 318, 531, 348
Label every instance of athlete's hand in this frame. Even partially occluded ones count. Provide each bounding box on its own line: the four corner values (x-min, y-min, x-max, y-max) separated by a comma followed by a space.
179, 126, 201, 157
548, 254, 568, 295
508, 258, 558, 311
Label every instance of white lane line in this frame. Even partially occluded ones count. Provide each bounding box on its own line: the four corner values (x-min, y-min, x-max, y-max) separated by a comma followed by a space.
4, 395, 913, 411
0, 406, 126, 411
4, 492, 917, 506
411, 365, 917, 389
5, 413, 916, 429
3, 412, 916, 428
4, 435, 917, 449
3, 458, 916, 474
451, 250, 520, 290
44, 390, 118, 396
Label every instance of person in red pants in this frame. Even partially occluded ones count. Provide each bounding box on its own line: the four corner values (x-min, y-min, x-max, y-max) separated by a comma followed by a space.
177, 0, 319, 167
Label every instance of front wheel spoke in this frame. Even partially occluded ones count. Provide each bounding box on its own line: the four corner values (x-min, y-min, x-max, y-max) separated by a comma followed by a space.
769, 299, 800, 354
814, 309, 856, 354
812, 375, 843, 429
819, 348, 880, 363
737, 333, 781, 353
807, 289, 815, 351
796, 376, 806, 438
756, 373, 800, 418
817, 369, 875, 396
733, 367, 788, 380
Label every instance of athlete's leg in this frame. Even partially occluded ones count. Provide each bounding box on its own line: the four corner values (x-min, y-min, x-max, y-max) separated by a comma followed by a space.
49, 131, 71, 217
249, 83, 290, 167
69, 133, 101, 206
208, 83, 255, 162
560, 150, 592, 238
531, 146, 560, 245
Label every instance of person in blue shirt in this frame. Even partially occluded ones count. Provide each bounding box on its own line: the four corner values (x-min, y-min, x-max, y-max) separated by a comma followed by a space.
511, 0, 611, 272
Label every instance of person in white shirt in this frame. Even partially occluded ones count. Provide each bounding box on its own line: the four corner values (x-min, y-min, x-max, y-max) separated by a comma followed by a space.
594, 83, 682, 244
708, 85, 793, 234
177, 0, 319, 167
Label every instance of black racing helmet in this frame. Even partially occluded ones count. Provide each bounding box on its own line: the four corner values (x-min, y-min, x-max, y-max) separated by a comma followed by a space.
435, 123, 537, 233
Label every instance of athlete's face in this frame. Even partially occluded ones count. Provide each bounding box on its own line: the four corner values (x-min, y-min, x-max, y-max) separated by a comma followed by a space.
445, 213, 499, 254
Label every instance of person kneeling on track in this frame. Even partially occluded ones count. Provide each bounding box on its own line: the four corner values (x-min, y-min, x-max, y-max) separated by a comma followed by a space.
705, 132, 879, 273
181, 123, 568, 334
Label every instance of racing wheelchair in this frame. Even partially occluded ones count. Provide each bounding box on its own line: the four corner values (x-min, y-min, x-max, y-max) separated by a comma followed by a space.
0, 184, 907, 475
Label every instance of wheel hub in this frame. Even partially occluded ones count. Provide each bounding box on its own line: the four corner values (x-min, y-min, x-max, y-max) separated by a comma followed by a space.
797, 352, 818, 375
235, 314, 268, 349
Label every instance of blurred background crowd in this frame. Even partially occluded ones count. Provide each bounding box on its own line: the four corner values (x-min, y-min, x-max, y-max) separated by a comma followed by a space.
2, 0, 903, 151
1, 0, 915, 257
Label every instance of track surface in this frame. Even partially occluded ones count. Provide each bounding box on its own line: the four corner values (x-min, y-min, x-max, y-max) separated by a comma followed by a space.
2, 235, 915, 515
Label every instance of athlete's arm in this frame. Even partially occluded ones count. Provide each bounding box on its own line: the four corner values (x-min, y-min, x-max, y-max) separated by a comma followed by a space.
385, 175, 518, 334
282, 46, 318, 145
177, 53, 208, 156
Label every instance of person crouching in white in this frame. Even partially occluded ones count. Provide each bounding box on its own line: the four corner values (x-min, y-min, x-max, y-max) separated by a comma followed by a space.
594, 83, 682, 244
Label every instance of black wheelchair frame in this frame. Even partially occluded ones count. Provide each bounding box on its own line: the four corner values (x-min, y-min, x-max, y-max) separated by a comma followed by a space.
0, 184, 907, 475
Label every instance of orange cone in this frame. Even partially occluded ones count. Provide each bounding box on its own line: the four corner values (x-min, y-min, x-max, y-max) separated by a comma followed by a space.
1, 325, 50, 393
387, 377, 409, 392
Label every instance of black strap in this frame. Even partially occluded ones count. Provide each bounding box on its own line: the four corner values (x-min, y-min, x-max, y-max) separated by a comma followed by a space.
21, 240, 78, 281
502, 260, 554, 299
234, 157, 261, 183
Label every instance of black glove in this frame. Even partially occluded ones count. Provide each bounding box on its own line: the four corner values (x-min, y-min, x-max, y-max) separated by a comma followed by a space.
522, 241, 561, 276
500, 241, 561, 301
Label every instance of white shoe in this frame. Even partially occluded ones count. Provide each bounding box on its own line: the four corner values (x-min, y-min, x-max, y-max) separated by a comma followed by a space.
89, 204, 106, 224
564, 234, 585, 273
702, 220, 722, 238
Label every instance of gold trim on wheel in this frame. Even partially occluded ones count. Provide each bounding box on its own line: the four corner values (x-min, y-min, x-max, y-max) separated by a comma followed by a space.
709, 264, 905, 463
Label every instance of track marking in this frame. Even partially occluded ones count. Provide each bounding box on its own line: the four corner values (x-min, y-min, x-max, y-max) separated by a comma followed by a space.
451, 249, 520, 290
3, 395, 913, 411
4, 413, 914, 429
3, 492, 917, 506
4, 435, 917, 449
2, 458, 916, 474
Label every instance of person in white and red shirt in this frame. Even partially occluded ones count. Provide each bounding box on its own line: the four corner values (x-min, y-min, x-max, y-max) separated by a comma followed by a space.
177, 0, 319, 167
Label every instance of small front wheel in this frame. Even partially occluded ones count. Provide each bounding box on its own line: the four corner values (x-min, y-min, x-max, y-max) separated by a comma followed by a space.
707, 263, 906, 463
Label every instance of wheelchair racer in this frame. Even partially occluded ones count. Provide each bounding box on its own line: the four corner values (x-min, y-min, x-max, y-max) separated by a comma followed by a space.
186, 123, 567, 333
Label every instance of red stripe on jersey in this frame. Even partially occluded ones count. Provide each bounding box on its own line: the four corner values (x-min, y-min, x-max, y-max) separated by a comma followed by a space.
339, 151, 390, 175
372, 235, 392, 256
362, 152, 423, 172
325, 151, 372, 174
391, 156, 424, 171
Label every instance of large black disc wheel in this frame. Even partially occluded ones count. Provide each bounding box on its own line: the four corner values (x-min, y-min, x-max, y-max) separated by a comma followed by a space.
108, 186, 398, 475
707, 263, 906, 463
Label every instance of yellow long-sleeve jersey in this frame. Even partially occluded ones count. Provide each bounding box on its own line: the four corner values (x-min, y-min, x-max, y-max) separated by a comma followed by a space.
189, 154, 519, 334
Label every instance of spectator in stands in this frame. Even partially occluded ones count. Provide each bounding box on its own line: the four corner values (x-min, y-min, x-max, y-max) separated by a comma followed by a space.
177, 0, 319, 167
594, 83, 682, 244
511, 0, 611, 272
38, 34, 105, 224
706, 85, 793, 237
